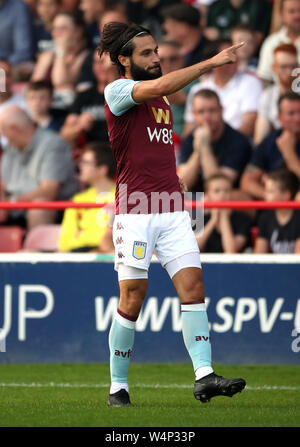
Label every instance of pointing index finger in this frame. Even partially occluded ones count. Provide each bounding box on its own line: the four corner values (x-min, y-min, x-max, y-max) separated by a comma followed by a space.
231, 41, 245, 50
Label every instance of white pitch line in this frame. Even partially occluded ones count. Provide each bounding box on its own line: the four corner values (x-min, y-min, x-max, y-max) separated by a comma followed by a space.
0, 383, 299, 391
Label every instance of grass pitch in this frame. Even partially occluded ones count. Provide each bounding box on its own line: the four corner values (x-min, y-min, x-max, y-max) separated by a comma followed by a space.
0, 363, 299, 427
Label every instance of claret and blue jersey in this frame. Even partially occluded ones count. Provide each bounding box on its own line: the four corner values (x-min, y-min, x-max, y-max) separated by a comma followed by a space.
104, 78, 183, 214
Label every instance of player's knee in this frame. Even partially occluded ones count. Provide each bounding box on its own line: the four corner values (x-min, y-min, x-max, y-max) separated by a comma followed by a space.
123, 282, 147, 301
182, 277, 205, 303
119, 279, 148, 316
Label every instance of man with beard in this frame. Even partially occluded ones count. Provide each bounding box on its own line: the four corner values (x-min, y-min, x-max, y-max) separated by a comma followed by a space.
241, 92, 300, 200
98, 21, 246, 407
257, 0, 300, 83
254, 43, 299, 145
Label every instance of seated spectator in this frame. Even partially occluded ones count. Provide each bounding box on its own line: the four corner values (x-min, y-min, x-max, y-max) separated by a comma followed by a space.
161, 3, 210, 67
26, 80, 64, 132
205, 0, 272, 47
230, 24, 258, 73
76, 7, 128, 92
257, 0, 300, 84
183, 39, 263, 138
241, 92, 300, 199
32, 10, 90, 112
0, 106, 78, 229
177, 89, 252, 192
0, 59, 28, 148
33, 0, 62, 54
58, 141, 115, 253
0, 0, 34, 81
255, 169, 300, 253
79, 0, 106, 50
195, 173, 252, 253
60, 51, 117, 150
254, 43, 299, 145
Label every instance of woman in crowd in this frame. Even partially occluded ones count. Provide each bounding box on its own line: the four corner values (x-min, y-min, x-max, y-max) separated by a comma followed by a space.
32, 10, 90, 111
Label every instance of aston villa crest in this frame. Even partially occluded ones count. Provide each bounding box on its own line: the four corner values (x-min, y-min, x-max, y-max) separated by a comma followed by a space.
132, 241, 147, 260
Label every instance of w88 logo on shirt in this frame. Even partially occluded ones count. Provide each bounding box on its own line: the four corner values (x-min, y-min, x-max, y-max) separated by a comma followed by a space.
147, 127, 173, 145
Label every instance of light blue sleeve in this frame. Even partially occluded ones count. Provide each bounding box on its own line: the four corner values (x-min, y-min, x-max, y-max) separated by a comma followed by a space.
104, 78, 141, 116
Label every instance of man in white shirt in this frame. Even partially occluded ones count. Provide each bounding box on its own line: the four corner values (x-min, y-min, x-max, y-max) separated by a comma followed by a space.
257, 0, 300, 83
254, 42, 299, 145
183, 39, 263, 138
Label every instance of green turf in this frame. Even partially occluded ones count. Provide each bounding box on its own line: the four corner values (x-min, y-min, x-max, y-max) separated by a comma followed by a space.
0, 363, 299, 427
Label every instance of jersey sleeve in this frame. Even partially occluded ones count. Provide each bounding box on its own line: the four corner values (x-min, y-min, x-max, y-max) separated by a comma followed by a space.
104, 78, 141, 116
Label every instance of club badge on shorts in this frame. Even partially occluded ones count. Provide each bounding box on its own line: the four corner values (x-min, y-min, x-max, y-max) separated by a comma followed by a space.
133, 241, 147, 260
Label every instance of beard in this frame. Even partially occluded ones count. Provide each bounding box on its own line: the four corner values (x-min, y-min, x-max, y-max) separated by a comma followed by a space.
130, 59, 162, 81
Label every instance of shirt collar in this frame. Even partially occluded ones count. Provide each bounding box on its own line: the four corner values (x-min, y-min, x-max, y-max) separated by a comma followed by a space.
277, 26, 300, 43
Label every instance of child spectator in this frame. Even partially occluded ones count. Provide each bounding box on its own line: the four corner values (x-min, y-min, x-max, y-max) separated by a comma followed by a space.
26, 80, 64, 131
230, 24, 258, 73
58, 142, 116, 253
255, 169, 300, 253
196, 173, 252, 253
254, 43, 299, 146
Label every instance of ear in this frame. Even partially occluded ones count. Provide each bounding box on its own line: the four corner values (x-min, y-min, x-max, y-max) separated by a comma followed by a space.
118, 54, 130, 69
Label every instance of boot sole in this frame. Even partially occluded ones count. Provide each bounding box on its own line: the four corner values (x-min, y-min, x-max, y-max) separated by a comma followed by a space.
194, 378, 246, 403
107, 402, 133, 407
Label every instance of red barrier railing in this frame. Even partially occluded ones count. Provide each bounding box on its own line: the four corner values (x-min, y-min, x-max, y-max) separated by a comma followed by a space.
185, 200, 300, 210
0, 200, 300, 210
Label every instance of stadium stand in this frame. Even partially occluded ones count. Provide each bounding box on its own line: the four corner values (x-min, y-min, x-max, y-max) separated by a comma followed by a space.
0, 226, 24, 252
1, 0, 300, 254
22, 224, 61, 251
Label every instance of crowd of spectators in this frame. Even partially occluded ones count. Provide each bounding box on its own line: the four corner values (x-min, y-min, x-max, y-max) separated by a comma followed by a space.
0, 0, 300, 254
